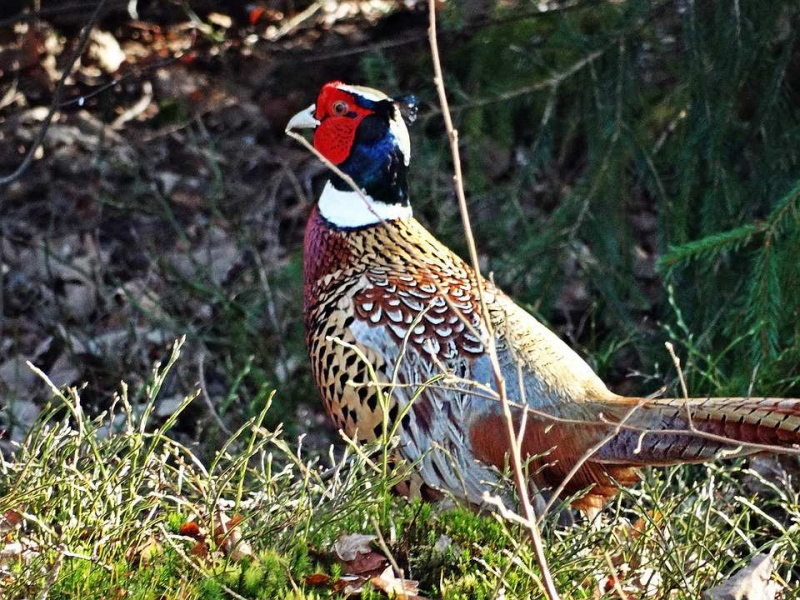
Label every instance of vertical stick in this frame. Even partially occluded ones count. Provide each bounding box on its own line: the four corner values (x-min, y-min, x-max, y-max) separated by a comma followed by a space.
426, 3, 561, 598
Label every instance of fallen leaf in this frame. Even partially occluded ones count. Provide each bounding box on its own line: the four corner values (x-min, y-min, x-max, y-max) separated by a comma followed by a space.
213, 513, 244, 542
190, 541, 209, 558
87, 29, 126, 73
703, 553, 780, 600
4, 398, 41, 443
47, 351, 81, 389
334, 532, 386, 576
0, 536, 39, 565
167, 227, 240, 286
304, 573, 331, 587
342, 548, 387, 576
155, 395, 185, 419
0, 356, 38, 397
337, 575, 368, 595
126, 534, 163, 566
213, 511, 252, 561
62, 276, 97, 323
370, 566, 425, 599
0, 510, 24, 535
179, 521, 202, 539
333, 533, 375, 562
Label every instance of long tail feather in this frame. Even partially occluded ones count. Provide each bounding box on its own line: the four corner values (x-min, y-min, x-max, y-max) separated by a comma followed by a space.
595, 396, 800, 465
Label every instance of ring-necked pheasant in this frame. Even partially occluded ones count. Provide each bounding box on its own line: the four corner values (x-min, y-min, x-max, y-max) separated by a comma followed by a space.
287, 81, 800, 514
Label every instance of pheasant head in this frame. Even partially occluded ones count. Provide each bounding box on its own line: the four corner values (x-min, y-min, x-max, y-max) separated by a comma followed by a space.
286, 81, 419, 228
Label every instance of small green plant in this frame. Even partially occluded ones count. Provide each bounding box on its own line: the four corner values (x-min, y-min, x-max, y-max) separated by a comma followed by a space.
1, 339, 798, 597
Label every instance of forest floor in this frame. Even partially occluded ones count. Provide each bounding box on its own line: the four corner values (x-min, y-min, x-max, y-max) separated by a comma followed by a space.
0, 1, 438, 453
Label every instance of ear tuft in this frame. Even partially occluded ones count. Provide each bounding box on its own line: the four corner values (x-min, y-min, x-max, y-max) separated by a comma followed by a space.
394, 95, 419, 126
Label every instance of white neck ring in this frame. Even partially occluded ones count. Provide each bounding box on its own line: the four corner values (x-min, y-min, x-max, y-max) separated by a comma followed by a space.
318, 182, 412, 228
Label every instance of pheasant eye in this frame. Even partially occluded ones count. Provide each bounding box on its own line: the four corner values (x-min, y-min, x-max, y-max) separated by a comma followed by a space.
331, 100, 349, 116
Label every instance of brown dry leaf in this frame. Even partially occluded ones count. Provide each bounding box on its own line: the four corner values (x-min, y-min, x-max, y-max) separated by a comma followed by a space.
86, 29, 126, 73
586, 510, 668, 597
190, 541, 210, 558
0, 25, 45, 74
304, 573, 331, 587
337, 575, 368, 595
1, 510, 24, 533
0, 510, 38, 566
171, 188, 207, 211
179, 521, 203, 540
112, 279, 169, 324
177, 519, 212, 559
334, 532, 387, 576
167, 226, 240, 287
126, 534, 163, 566
370, 566, 425, 600
342, 548, 387, 577
598, 572, 634, 600
610, 509, 664, 566
213, 511, 252, 561
333, 533, 376, 562
10, 235, 107, 324
703, 553, 780, 600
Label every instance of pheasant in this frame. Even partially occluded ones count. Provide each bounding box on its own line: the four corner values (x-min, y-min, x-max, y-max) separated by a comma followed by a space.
287, 81, 800, 514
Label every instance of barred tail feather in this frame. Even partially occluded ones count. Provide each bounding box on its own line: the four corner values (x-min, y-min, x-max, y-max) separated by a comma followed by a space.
595, 397, 800, 465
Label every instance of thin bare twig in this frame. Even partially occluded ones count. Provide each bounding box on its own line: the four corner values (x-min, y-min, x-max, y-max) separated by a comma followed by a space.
265, 0, 322, 41
36, 551, 63, 600
295, 0, 592, 65
539, 399, 646, 519
427, 2, 560, 598
664, 342, 689, 399
284, 131, 385, 223
665, 341, 696, 431
0, 1, 136, 29
370, 515, 404, 577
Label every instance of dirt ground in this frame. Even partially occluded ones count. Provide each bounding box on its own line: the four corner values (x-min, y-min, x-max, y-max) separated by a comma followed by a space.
0, 1, 444, 455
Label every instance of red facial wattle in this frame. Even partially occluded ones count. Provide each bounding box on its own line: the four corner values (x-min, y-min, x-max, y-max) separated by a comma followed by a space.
312, 82, 373, 165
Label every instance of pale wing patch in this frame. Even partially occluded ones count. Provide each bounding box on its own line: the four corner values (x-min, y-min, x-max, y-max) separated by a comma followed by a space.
347, 316, 504, 506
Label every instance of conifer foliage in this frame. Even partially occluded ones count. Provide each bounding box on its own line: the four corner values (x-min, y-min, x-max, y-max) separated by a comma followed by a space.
420, 1, 800, 395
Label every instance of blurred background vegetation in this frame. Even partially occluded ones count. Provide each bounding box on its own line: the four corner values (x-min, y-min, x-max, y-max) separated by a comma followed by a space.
0, 0, 798, 455
420, 1, 800, 399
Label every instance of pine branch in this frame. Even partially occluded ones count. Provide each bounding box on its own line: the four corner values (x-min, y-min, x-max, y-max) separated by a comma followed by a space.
763, 180, 800, 239
658, 224, 762, 272
746, 239, 782, 360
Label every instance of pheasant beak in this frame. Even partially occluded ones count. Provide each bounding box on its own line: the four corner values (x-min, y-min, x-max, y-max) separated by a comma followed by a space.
285, 104, 319, 133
